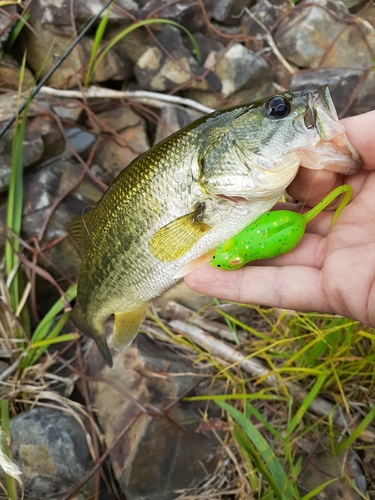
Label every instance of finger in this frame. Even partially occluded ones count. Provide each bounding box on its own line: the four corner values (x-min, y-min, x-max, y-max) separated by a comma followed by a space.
342, 110, 375, 171
184, 264, 332, 313
252, 232, 326, 267
287, 168, 340, 206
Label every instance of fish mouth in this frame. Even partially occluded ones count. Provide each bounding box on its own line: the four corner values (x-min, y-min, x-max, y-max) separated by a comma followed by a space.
299, 85, 361, 175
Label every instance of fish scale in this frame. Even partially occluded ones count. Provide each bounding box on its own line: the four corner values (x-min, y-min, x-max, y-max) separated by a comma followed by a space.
68, 86, 361, 366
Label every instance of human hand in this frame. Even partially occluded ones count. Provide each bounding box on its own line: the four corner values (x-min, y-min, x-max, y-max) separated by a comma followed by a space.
184, 110, 375, 328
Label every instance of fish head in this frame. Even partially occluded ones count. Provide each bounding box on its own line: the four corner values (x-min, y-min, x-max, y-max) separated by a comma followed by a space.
200, 85, 361, 201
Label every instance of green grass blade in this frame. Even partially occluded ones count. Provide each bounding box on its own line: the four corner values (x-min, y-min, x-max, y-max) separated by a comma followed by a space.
233, 425, 281, 499
246, 403, 284, 441
24, 313, 72, 367
286, 374, 326, 435
5, 53, 31, 314
87, 19, 201, 86
301, 478, 338, 500
335, 404, 375, 454
31, 285, 77, 342
3, 12, 30, 52
219, 401, 288, 495
84, 4, 112, 88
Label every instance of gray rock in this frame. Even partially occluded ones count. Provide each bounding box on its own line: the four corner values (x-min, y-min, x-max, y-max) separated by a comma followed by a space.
0, 5, 16, 49
0, 156, 103, 280
140, 0, 215, 32
214, 43, 270, 98
87, 335, 220, 500
360, 3, 375, 29
27, 0, 138, 30
92, 106, 150, 183
275, 0, 375, 69
154, 105, 203, 144
0, 407, 93, 499
0, 95, 65, 192
212, 0, 254, 24
134, 25, 201, 92
342, 0, 369, 13
18, 17, 128, 88
299, 449, 367, 499
0, 54, 35, 91
291, 68, 375, 117
242, 0, 287, 41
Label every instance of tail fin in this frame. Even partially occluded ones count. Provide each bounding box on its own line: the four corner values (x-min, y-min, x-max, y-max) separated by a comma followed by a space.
70, 304, 113, 367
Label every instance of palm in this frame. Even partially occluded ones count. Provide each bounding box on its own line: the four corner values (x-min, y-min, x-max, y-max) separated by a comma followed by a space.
317, 170, 375, 325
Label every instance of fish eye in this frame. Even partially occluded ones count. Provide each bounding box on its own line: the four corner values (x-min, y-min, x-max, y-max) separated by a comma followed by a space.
265, 96, 291, 118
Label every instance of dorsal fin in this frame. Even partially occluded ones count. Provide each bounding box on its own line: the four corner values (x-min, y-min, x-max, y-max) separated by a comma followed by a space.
67, 210, 94, 254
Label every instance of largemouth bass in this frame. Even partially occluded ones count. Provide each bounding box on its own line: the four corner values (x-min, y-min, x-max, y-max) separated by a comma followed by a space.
68, 85, 361, 367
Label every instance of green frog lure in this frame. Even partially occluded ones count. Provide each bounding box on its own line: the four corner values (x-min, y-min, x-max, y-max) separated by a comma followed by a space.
211, 185, 352, 270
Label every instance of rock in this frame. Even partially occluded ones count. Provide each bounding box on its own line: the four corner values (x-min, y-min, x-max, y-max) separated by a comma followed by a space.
0, 407, 94, 499
91, 105, 150, 183
0, 156, 103, 281
87, 334, 220, 500
154, 105, 203, 144
360, 2, 375, 29
0, 95, 65, 192
342, 0, 369, 13
0, 54, 35, 90
214, 43, 270, 98
211, 0, 254, 24
65, 127, 95, 155
0, 5, 16, 49
299, 449, 367, 499
18, 18, 128, 88
27, 0, 138, 30
134, 25, 202, 92
140, 0, 215, 32
275, 0, 375, 70
242, 0, 287, 45
291, 68, 375, 117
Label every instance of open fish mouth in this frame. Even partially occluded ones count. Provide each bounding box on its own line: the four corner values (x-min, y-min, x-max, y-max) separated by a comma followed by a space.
299, 85, 361, 174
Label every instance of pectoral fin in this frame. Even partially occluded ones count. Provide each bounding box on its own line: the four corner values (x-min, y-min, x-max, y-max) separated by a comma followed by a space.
174, 248, 216, 279
149, 205, 211, 262
112, 303, 149, 351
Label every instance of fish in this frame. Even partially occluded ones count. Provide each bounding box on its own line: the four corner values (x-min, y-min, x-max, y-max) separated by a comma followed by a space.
67, 85, 361, 367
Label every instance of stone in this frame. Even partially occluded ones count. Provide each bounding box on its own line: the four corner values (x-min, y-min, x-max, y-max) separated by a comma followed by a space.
214, 43, 270, 98
139, 0, 215, 32
342, 0, 369, 13
18, 18, 128, 88
291, 68, 375, 117
0, 95, 65, 192
242, 0, 287, 42
299, 449, 367, 499
134, 25, 202, 92
360, 2, 375, 29
0, 407, 94, 499
27, 0, 138, 31
211, 0, 254, 24
91, 106, 150, 183
154, 105, 203, 144
87, 334, 220, 500
0, 54, 35, 90
0, 5, 16, 49
0, 157, 103, 280
274, 0, 375, 70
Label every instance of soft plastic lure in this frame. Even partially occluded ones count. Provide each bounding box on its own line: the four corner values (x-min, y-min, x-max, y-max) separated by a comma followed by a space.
211, 184, 352, 270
